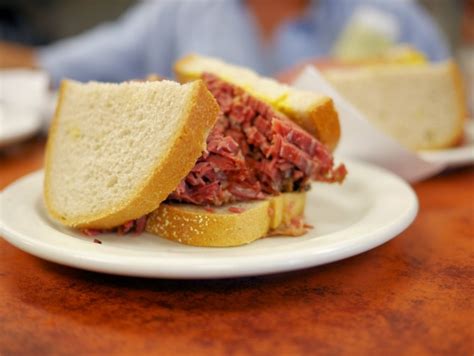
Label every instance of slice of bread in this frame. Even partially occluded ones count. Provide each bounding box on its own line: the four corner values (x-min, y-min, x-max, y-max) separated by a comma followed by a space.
323, 61, 467, 150
174, 54, 341, 151
44, 79, 220, 229
146, 192, 307, 247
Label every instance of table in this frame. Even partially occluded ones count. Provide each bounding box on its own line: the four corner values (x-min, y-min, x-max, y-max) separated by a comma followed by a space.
1, 136, 473, 355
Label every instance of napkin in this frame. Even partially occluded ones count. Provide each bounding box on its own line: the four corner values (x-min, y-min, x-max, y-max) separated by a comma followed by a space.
293, 66, 446, 182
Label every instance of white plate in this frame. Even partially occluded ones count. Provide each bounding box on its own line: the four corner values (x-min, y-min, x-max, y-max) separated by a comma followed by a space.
0, 70, 51, 148
418, 120, 474, 168
0, 106, 44, 148
0, 160, 418, 279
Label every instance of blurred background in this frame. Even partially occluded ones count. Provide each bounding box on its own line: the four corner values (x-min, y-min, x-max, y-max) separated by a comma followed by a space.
1, 0, 470, 53
0, 0, 134, 45
1, 0, 472, 97
0, 0, 472, 113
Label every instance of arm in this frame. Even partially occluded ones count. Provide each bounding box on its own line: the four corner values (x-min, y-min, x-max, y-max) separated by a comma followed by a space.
36, 2, 163, 86
0, 3, 161, 82
13, 1, 177, 87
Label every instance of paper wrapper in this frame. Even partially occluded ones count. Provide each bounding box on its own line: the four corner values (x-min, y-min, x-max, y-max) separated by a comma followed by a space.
293, 66, 446, 182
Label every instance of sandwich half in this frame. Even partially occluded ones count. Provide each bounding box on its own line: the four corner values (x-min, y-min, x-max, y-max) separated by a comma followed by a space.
44, 56, 346, 247
44, 79, 220, 228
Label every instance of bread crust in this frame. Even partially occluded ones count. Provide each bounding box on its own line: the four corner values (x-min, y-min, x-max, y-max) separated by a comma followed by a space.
146, 192, 307, 247
304, 98, 340, 152
43, 81, 68, 223
44, 80, 220, 229
174, 54, 341, 151
439, 61, 467, 148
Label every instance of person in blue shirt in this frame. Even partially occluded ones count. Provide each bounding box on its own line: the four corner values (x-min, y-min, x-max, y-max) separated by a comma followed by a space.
0, 0, 450, 87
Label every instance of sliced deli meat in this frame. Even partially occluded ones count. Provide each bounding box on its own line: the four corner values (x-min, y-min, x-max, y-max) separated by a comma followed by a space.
168, 73, 346, 206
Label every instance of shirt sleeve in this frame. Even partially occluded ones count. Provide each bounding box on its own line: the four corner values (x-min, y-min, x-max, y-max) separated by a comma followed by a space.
37, 2, 167, 87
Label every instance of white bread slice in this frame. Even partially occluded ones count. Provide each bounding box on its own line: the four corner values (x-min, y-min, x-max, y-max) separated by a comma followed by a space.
174, 54, 341, 151
323, 61, 467, 150
146, 192, 307, 247
44, 79, 220, 229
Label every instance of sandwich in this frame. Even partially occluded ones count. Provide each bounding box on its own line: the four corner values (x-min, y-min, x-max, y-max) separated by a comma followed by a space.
280, 47, 467, 151
44, 54, 346, 247
322, 60, 467, 150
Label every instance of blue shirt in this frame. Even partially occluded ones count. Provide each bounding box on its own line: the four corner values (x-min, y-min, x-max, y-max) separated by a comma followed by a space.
38, 0, 450, 87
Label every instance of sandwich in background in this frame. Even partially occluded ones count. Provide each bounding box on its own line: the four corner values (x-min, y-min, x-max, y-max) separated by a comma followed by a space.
279, 47, 468, 151
44, 79, 220, 229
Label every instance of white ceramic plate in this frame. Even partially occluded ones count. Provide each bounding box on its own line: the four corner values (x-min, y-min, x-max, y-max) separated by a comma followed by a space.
0, 70, 52, 148
0, 160, 418, 279
418, 120, 474, 168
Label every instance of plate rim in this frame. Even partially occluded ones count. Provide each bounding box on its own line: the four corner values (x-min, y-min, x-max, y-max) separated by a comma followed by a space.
0, 160, 418, 279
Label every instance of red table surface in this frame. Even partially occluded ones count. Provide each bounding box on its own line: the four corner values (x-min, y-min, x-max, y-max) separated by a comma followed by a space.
1, 137, 473, 355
